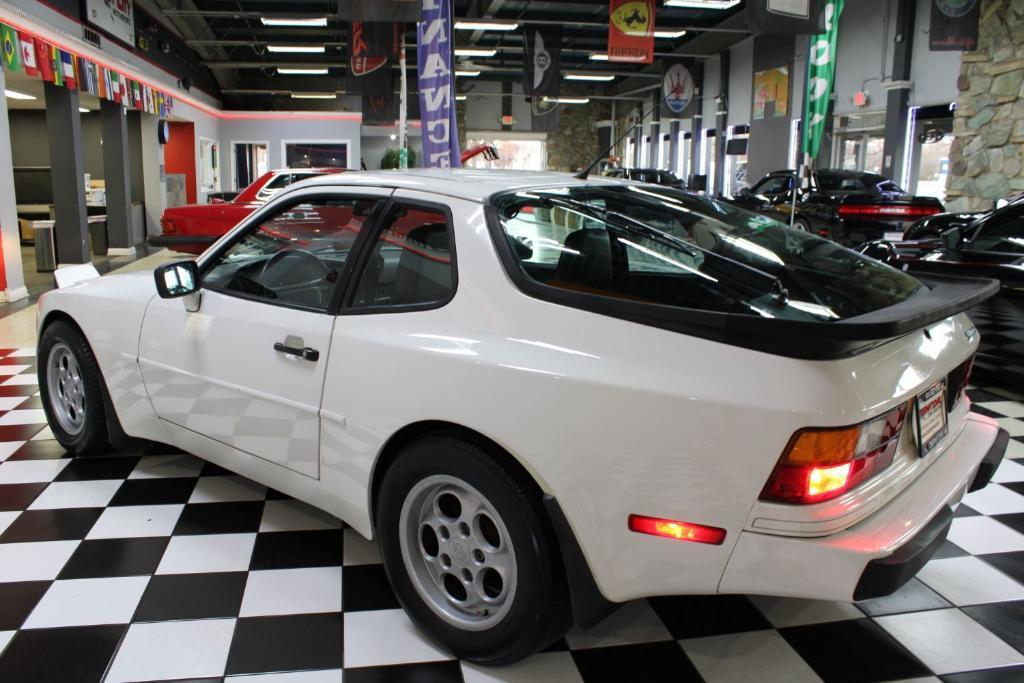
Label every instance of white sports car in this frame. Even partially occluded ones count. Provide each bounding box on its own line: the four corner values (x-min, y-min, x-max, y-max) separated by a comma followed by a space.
37, 170, 1009, 664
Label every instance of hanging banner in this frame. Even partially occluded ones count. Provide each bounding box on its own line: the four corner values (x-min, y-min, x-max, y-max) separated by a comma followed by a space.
348, 22, 399, 125
337, 1, 421, 21
607, 0, 655, 64
34, 38, 53, 82
747, 0, 825, 33
522, 25, 561, 97
2, 25, 19, 71
85, 0, 136, 46
929, 0, 979, 51
661, 59, 696, 118
18, 31, 37, 77
801, 0, 844, 163
417, 0, 461, 167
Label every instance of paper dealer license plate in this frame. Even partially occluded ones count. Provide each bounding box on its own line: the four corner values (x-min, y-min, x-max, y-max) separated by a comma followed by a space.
916, 378, 948, 457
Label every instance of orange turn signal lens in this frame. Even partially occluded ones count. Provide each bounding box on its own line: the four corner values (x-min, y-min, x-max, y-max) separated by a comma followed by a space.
628, 514, 726, 545
785, 427, 860, 466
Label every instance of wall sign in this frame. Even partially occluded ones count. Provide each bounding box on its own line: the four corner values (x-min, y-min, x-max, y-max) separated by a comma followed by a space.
661, 61, 695, 117
85, 0, 136, 46
607, 0, 655, 64
929, 0, 979, 51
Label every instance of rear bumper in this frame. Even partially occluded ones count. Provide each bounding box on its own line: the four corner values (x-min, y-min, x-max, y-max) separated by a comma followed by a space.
719, 416, 1005, 601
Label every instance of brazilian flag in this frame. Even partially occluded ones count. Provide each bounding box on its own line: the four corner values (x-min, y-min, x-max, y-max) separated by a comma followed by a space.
1, 24, 19, 71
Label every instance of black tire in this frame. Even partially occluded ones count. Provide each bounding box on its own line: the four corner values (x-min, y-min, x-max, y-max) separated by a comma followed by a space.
792, 217, 812, 233
376, 436, 571, 665
37, 320, 109, 455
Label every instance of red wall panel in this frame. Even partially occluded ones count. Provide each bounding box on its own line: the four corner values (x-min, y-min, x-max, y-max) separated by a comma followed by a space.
164, 122, 197, 204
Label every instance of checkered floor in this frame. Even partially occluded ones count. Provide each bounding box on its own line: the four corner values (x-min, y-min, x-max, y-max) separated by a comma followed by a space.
1, 347, 1024, 682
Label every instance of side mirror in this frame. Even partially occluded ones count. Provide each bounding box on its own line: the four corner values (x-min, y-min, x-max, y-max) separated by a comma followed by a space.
154, 260, 199, 298
941, 227, 964, 252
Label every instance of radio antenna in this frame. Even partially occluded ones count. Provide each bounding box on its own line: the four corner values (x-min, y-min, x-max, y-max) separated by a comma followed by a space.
575, 105, 658, 180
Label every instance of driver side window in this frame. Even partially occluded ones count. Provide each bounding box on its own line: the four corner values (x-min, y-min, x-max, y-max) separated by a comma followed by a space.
203, 197, 377, 310
970, 210, 1024, 253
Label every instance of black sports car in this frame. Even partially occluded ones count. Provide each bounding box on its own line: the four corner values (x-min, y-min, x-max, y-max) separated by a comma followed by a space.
727, 170, 945, 246
860, 200, 1024, 385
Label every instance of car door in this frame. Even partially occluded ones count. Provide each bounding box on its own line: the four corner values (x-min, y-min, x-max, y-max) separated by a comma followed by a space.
139, 186, 392, 478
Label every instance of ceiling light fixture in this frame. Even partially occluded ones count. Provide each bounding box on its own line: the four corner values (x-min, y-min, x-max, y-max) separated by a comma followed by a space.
589, 53, 609, 61
4, 89, 36, 100
291, 92, 336, 99
565, 73, 615, 82
453, 20, 518, 31
653, 29, 688, 38
456, 94, 467, 101
277, 67, 329, 75
455, 69, 481, 77
78, 107, 90, 113
454, 48, 498, 57
544, 96, 590, 104
260, 17, 328, 27
267, 45, 326, 54
665, 0, 740, 9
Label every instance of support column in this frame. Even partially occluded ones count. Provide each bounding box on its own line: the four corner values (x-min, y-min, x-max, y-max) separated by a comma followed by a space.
669, 120, 680, 174
100, 99, 135, 255
650, 90, 661, 168
881, 0, 915, 181
714, 50, 730, 195
44, 82, 89, 265
0, 66, 27, 301
690, 62, 705, 190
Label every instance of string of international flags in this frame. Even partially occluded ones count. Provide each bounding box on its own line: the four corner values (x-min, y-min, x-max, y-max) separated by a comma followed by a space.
1, 22, 174, 118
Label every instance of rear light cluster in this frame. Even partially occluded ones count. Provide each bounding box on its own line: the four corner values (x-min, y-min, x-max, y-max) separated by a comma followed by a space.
760, 404, 909, 505
837, 204, 942, 219
160, 217, 176, 233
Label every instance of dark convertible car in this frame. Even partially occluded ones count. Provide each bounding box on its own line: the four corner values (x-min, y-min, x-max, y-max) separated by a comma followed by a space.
860, 200, 1024, 385
728, 170, 944, 246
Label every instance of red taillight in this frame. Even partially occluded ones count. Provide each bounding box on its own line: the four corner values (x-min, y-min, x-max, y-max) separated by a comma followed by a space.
628, 515, 726, 545
760, 403, 909, 505
160, 217, 177, 233
837, 204, 942, 219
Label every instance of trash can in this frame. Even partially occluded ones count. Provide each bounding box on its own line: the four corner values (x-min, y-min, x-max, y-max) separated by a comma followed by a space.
33, 222, 56, 273
88, 218, 108, 256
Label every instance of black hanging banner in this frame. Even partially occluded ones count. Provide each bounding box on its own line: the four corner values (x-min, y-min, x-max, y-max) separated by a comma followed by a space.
929, 0, 979, 51
348, 22, 399, 125
531, 98, 560, 133
747, 0, 825, 33
661, 59, 697, 119
522, 25, 561, 97
337, 1, 420, 21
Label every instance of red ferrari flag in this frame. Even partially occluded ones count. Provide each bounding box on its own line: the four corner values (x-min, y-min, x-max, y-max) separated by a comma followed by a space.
607, 0, 655, 64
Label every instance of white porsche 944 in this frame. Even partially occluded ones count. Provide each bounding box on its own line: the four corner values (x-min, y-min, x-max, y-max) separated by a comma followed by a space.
37, 170, 1009, 664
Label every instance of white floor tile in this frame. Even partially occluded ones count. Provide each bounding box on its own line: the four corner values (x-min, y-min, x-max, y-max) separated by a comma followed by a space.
750, 596, 865, 628
875, 608, 1024, 675
1007, 439, 1024, 460
260, 499, 341, 533
226, 671, 343, 682
564, 600, 672, 650
0, 630, 13, 657
917, 556, 1024, 606
30, 426, 54, 441
23, 576, 150, 628
0, 440, 25, 462
0, 397, 31, 411
0, 511, 19, 536
6, 349, 36, 358
995, 418, 1024, 437
239, 566, 342, 617
189, 475, 266, 503
128, 454, 204, 479
2, 373, 38, 385
681, 629, 822, 683
344, 609, 453, 668
948, 516, 1024, 555
0, 409, 48, 426
28, 479, 123, 510
157, 533, 256, 574
105, 618, 236, 683
977, 401, 1024, 418
992, 458, 1024, 484
462, 651, 584, 683
0, 365, 31, 376
963, 484, 1024, 515
342, 528, 381, 566
0, 540, 79, 582
0, 458, 68, 484
86, 504, 184, 539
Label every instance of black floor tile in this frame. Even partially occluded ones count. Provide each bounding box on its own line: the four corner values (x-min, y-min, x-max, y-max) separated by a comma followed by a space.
134, 572, 248, 621
4, 440, 69, 461
0, 581, 50, 630
173, 501, 264, 535
648, 595, 772, 639
0, 384, 40, 398
0, 482, 47, 510
200, 462, 234, 477
249, 529, 343, 570
954, 503, 981, 518
980, 551, 1024, 584
0, 507, 102, 543
109, 477, 197, 506
780, 618, 930, 683
1001, 482, 1024, 498
0, 424, 48, 442
962, 601, 1024, 655
58, 537, 170, 579
343, 564, 401, 612
0, 625, 125, 683
967, 388, 1009, 403
941, 665, 1024, 682
344, 661, 463, 683
225, 613, 343, 675
12, 396, 44, 410
933, 539, 971, 559
54, 456, 140, 482
856, 578, 952, 616
571, 641, 702, 683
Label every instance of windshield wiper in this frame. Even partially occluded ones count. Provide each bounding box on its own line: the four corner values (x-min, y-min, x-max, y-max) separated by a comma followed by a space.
535, 195, 790, 304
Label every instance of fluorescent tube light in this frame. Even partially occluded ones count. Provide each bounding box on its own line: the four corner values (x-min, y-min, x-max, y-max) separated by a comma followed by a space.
267, 45, 326, 54
544, 96, 590, 104
455, 48, 498, 57
665, 1, 740, 8
4, 89, 36, 100
453, 20, 518, 31
260, 17, 327, 27
565, 73, 615, 82
654, 29, 688, 38
589, 53, 609, 61
455, 70, 481, 77
456, 94, 467, 101
278, 67, 329, 75
79, 107, 90, 113
291, 93, 336, 99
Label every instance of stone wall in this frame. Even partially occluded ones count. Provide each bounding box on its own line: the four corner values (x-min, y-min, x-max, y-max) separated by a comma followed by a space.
946, 0, 1024, 211
546, 101, 612, 172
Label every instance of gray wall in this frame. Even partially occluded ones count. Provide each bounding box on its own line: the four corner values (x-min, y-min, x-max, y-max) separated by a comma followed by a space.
465, 81, 533, 132
9, 110, 103, 179
728, 38, 754, 126
747, 34, 796, 181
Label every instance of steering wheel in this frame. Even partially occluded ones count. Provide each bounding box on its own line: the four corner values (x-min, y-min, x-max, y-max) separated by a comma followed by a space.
259, 248, 330, 296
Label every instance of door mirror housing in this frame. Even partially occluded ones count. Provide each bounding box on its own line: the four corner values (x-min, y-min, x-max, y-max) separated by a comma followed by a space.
941, 227, 964, 252
154, 260, 200, 298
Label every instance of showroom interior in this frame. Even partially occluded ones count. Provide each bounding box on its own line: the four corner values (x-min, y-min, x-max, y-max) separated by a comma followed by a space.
0, 0, 1023, 681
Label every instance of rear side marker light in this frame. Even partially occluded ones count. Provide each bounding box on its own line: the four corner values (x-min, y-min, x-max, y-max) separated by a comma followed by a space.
628, 514, 726, 545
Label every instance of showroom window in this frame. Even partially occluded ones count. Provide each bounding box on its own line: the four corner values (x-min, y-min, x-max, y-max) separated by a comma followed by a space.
351, 204, 455, 309
203, 197, 378, 310
284, 141, 349, 168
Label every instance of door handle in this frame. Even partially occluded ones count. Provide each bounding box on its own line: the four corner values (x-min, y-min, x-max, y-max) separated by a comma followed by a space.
274, 342, 320, 362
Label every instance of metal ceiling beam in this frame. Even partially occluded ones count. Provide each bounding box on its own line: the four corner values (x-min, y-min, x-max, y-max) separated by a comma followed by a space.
203, 61, 663, 79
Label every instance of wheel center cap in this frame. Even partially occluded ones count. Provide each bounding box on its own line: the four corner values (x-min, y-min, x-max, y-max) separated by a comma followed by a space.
450, 539, 469, 565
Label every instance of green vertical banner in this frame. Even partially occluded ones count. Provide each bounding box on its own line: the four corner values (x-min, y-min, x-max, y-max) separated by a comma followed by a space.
801, 0, 844, 163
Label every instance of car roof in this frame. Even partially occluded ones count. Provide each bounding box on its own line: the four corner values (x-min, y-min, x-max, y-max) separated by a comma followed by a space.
291, 168, 623, 202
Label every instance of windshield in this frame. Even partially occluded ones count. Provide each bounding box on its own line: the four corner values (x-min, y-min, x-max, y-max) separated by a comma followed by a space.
492, 184, 924, 322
